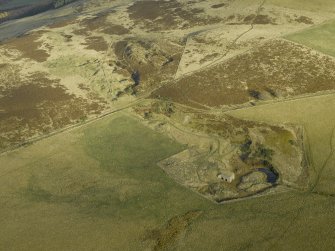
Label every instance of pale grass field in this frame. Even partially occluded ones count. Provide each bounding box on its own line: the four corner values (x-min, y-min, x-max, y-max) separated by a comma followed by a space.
0, 110, 334, 250
286, 19, 335, 57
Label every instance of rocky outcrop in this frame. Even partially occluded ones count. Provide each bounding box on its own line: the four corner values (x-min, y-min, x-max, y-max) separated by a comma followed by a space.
238, 171, 271, 192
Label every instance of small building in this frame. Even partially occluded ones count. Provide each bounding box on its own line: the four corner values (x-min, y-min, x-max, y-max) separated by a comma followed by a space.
218, 171, 235, 183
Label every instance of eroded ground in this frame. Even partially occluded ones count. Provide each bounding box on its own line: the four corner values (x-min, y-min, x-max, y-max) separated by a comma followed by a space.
133, 100, 307, 202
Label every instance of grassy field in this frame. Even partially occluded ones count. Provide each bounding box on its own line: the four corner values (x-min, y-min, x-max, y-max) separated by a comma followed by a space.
268, 0, 335, 12
286, 20, 335, 57
180, 190, 335, 251
0, 114, 212, 250
0, 111, 334, 250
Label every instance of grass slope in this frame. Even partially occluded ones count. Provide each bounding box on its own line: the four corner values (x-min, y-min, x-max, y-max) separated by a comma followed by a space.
268, 0, 335, 12
0, 114, 210, 250
0, 113, 334, 250
286, 20, 335, 57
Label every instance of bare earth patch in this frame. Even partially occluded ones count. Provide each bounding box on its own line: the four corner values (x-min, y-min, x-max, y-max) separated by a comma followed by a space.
144, 211, 202, 251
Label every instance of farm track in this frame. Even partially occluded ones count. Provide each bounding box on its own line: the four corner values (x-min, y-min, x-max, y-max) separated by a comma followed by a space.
267, 124, 335, 250
2, 81, 335, 156
310, 126, 335, 192
173, 0, 335, 84
236, 124, 335, 250
174, 0, 267, 81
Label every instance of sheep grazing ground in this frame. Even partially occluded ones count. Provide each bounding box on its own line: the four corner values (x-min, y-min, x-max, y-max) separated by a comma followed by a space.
1, 0, 335, 250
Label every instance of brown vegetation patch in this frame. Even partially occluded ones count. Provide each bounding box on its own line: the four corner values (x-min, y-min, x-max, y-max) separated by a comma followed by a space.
128, 0, 222, 30
226, 14, 277, 25
83, 36, 109, 52
73, 14, 109, 35
243, 14, 276, 25
2, 31, 49, 62
211, 3, 226, 9
61, 33, 73, 42
144, 211, 202, 251
101, 24, 130, 35
47, 18, 78, 28
72, 12, 129, 36
295, 15, 314, 24
152, 39, 335, 107
0, 72, 104, 150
